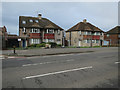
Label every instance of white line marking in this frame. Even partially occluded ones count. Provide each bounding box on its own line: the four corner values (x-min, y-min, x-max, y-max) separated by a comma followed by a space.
115, 62, 120, 64
75, 53, 90, 55
22, 59, 74, 67
23, 66, 93, 79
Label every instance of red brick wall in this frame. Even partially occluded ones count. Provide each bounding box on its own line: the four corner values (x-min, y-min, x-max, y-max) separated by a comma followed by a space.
44, 34, 54, 39
83, 35, 100, 40
104, 34, 118, 45
29, 33, 41, 38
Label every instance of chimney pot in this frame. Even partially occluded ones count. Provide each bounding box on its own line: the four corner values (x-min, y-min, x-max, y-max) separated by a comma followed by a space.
38, 14, 42, 19
83, 19, 87, 23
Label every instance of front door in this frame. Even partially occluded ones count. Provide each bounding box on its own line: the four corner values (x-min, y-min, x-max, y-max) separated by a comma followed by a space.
100, 40, 102, 46
22, 40, 26, 47
79, 40, 81, 46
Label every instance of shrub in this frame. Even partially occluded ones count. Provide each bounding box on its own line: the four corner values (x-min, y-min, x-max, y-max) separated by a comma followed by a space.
47, 42, 57, 48
28, 44, 37, 47
36, 43, 46, 47
56, 44, 62, 47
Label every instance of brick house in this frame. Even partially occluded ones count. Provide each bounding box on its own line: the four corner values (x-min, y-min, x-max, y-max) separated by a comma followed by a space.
7, 34, 20, 48
0, 26, 8, 49
104, 26, 120, 46
19, 14, 64, 47
66, 19, 104, 47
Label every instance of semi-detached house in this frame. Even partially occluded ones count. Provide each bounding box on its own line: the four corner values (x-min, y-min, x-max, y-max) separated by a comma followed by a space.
66, 19, 104, 47
19, 14, 64, 47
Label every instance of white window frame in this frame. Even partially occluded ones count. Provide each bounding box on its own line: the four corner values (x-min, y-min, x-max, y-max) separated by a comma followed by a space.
35, 20, 39, 23
118, 34, 120, 38
30, 28, 40, 33
96, 32, 100, 35
22, 27, 26, 33
107, 34, 109, 37
79, 31, 81, 35
29, 19, 33, 22
87, 32, 91, 35
84, 40, 87, 43
87, 39, 90, 43
96, 40, 99, 43
47, 29, 54, 34
58, 30, 60, 35
22, 21, 26, 24
48, 39, 54, 42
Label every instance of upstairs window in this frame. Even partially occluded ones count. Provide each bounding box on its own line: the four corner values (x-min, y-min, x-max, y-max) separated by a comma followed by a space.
57, 30, 60, 35
22, 21, 26, 24
107, 34, 109, 37
29, 19, 33, 22
35, 20, 39, 23
30, 28, 40, 33
22, 27, 26, 33
118, 34, 120, 38
87, 32, 91, 35
84, 31, 87, 35
45, 29, 54, 34
96, 32, 100, 35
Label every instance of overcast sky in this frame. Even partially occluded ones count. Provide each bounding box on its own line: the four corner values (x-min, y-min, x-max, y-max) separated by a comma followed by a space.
2, 2, 118, 35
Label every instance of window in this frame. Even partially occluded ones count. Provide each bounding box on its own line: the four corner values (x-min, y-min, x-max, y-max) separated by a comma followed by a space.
107, 34, 109, 37
30, 39, 40, 44
94, 32, 96, 35
87, 32, 91, 35
57, 30, 60, 35
22, 21, 26, 24
22, 27, 26, 33
30, 28, 40, 33
84, 40, 87, 43
87, 39, 90, 43
92, 40, 95, 43
84, 31, 87, 35
96, 40, 99, 43
79, 31, 81, 35
101, 32, 103, 35
46, 29, 54, 33
35, 20, 39, 23
118, 34, 120, 38
29, 19, 33, 22
57, 39, 61, 41
48, 39, 54, 42
96, 32, 100, 35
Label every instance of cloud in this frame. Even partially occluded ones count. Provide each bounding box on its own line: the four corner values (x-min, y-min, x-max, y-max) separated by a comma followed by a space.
2, 2, 118, 34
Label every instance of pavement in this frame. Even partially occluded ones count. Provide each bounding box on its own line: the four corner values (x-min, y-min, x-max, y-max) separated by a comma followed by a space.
1, 47, 118, 57
2, 47, 119, 88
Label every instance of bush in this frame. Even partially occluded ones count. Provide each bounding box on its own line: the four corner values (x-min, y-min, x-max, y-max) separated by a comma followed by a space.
36, 43, 46, 47
28, 44, 37, 47
47, 42, 57, 48
56, 44, 62, 47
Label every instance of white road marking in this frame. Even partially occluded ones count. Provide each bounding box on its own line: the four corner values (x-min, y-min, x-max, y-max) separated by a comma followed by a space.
75, 53, 90, 55
22, 59, 74, 67
23, 66, 93, 79
115, 62, 120, 64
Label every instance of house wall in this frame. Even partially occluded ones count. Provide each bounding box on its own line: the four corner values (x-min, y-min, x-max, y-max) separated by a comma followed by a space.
19, 28, 64, 47
104, 34, 119, 45
66, 31, 104, 47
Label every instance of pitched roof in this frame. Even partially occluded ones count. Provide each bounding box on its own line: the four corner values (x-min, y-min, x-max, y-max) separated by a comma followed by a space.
19, 16, 63, 30
66, 20, 103, 32
107, 26, 120, 34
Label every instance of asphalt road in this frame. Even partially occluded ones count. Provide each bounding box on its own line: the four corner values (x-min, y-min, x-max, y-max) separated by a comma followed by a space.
2, 47, 119, 88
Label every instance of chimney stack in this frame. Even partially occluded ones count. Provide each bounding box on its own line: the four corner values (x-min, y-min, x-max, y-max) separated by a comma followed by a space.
38, 14, 42, 19
83, 19, 87, 23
